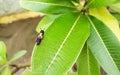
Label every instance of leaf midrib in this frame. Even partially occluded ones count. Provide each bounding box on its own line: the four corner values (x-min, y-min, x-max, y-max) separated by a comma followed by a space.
44, 14, 81, 74
24, 0, 76, 8
87, 47, 91, 75
87, 16, 118, 70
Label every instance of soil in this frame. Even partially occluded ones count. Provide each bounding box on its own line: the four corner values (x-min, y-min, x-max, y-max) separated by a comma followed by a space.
0, 16, 43, 75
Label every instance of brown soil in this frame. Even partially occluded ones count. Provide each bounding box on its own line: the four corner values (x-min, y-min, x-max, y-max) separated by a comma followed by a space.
0, 16, 43, 74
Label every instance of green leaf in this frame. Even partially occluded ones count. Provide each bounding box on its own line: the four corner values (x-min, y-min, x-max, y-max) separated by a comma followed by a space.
77, 44, 100, 75
20, 0, 76, 14
71, 0, 80, 3
67, 72, 78, 75
87, 0, 116, 8
110, 2, 120, 13
87, 16, 120, 75
0, 41, 7, 64
89, 7, 120, 41
9, 50, 27, 63
112, 13, 120, 27
1, 66, 11, 75
0, 57, 4, 64
114, 0, 120, 3
22, 69, 34, 75
36, 14, 61, 33
32, 12, 90, 75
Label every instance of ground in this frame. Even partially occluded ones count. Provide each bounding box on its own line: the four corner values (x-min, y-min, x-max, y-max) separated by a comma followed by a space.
0, 14, 43, 74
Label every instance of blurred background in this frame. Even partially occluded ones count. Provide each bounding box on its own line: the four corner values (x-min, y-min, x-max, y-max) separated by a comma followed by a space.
0, 0, 24, 16
0, 0, 44, 75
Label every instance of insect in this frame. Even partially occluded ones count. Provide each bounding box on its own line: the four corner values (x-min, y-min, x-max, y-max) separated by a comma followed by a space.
36, 30, 44, 45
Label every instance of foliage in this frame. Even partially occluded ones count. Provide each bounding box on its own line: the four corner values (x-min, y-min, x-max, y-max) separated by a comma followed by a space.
0, 41, 27, 75
20, 0, 120, 75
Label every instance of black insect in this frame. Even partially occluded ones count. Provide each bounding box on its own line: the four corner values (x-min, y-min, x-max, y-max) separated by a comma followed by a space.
36, 30, 44, 45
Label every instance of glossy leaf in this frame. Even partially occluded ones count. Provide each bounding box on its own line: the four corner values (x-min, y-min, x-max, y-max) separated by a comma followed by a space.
36, 14, 61, 33
22, 69, 33, 75
20, 0, 76, 14
89, 7, 120, 41
1, 66, 11, 75
87, 0, 116, 8
9, 50, 27, 63
32, 12, 90, 75
0, 41, 7, 64
77, 44, 100, 75
87, 16, 120, 75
